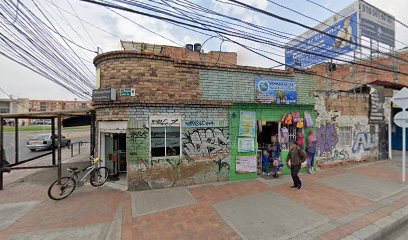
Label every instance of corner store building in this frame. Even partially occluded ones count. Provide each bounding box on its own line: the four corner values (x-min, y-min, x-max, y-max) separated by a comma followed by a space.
93, 48, 316, 190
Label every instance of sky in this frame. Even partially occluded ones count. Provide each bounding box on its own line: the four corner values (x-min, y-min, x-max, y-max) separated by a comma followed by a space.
1, 0, 408, 101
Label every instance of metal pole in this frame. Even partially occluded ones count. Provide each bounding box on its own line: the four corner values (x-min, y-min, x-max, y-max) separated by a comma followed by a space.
58, 115, 62, 179
0, 117, 3, 190
403, 124, 406, 183
51, 118, 56, 165
14, 118, 18, 164
389, 111, 392, 160
90, 111, 95, 157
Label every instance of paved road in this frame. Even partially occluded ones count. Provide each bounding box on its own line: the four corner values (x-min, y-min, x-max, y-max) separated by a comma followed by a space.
3, 130, 89, 165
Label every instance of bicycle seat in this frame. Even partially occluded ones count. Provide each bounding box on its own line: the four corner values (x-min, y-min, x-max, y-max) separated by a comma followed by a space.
67, 167, 78, 172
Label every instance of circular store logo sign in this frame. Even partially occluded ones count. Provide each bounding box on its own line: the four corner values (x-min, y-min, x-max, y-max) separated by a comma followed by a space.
258, 80, 269, 93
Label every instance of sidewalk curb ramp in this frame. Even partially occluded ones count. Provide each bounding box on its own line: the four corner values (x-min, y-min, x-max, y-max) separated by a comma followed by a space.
341, 205, 408, 240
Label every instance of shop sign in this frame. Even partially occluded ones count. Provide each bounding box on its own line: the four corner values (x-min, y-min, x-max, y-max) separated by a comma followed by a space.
92, 88, 116, 101
360, 0, 395, 47
236, 155, 257, 173
120, 88, 135, 97
255, 78, 297, 104
238, 137, 255, 153
239, 111, 256, 137
150, 115, 181, 127
369, 85, 385, 124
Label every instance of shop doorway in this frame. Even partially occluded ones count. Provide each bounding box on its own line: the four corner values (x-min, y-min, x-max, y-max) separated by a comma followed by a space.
258, 122, 279, 149
257, 121, 279, 174
104, 133, 127, 178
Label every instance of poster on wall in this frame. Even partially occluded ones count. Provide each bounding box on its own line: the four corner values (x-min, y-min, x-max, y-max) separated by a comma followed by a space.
239, 111, 256, 137
238, 138, 255, 152
369, 85, 385, 124
255, 79, 297, 104
236, 155, 257, 173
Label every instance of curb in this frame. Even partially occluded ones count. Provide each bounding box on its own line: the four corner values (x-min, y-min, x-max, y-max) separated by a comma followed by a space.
341, 205, 408, 240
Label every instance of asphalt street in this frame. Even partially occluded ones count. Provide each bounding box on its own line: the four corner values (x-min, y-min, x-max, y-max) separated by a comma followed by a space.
3, 130, 89, 165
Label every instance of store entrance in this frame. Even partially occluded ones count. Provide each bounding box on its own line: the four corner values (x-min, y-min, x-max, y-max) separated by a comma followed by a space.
258, 122, 279, 149
104, 133, 127, 181
257, 121, 279, 174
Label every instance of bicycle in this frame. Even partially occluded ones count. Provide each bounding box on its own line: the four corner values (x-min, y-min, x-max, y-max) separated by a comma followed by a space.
47, 156, 109, 200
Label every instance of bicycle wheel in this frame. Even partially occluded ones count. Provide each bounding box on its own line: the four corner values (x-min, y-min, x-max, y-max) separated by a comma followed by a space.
48, 177, 76, 200
90, 167, 109, 187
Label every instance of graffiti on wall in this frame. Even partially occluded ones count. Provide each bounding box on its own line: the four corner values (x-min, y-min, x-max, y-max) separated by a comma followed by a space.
316, 123, 339, 156
182, 128, 230, 158
151, 115, 180, 127
213, 153, 230, 172
352, 132, 376, 154
332, 149, 350, 161
185, 121, 215, 127
127, 128, 149, 162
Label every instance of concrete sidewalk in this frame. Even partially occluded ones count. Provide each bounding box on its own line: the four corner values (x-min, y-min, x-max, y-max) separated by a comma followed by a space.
1, 153, 408, 240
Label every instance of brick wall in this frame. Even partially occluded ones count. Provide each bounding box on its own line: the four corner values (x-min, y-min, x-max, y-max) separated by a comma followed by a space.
93, 51, 315, 106
315, 91, 378, 165
325, 92, 369, 116
162, 46, 237, 65
310, 49, 408, 91
199, 69, 316, 104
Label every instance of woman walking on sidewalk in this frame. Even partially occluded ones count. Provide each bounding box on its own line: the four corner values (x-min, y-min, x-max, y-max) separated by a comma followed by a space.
307, 130, 317, 174
287, 141, 307, 190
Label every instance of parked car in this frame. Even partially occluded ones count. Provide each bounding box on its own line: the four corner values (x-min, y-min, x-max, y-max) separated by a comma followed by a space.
26, 134, 71, 151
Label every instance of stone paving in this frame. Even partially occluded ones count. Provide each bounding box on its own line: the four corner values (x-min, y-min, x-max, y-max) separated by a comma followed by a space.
1, 154, 408, 239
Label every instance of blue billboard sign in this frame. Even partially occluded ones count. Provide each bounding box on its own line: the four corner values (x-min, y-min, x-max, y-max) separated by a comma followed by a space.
360, 1, 395, 47
285, 12, 358, 69
255, 78, 297, 104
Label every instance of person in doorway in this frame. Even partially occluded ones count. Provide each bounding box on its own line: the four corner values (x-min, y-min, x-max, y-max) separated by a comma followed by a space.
262, 150, 271, 176
269, 135, 282, 177
287, 141, 307, 189
296, 132, 305, 148
307, 130, 317, 174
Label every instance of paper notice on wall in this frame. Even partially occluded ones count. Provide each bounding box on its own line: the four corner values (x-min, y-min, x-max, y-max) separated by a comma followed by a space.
239, 111, 256, 137
238, 138, 255, 153
236, 155, 257, 173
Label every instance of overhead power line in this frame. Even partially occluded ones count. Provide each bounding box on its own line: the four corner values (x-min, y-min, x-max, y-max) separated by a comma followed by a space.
0, 0, 96, 99
78, 0, 408, 89
80, 0, 408, 76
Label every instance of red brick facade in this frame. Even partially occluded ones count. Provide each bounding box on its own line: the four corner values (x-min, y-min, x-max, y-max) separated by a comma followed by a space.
311, 49, 408, 91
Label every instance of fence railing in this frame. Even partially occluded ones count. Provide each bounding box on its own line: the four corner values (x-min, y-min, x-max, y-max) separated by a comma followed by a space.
70, 141, 90, 157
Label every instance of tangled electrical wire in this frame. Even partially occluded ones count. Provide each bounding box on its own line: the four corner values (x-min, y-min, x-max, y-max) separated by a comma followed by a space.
0, 0, 96, 100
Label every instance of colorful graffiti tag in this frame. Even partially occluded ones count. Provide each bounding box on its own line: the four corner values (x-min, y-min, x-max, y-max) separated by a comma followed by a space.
316, 123, 339, 156
182, 128, 230, 158
352, 132, 376, 153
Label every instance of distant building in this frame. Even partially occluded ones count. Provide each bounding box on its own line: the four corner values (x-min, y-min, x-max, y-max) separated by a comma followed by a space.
0, 98, 29, 114
29, 100, 92, 112
0, 97, 92, 125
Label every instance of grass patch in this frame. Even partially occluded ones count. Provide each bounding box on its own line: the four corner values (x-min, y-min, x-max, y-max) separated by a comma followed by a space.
3, 125, 89, 133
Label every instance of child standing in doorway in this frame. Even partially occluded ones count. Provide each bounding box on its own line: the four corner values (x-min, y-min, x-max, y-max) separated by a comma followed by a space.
262, 150, 271, 176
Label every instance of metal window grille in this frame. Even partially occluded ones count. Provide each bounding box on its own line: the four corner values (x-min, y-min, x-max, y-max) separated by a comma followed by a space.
339, 127, 352, 146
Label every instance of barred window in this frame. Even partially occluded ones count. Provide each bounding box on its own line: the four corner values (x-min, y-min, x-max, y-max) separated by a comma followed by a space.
339, 127, 352, 146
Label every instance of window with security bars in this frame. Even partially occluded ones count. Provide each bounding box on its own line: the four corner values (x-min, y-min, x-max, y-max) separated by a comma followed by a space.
338, 127, 352, 146
151, 127, 181, 157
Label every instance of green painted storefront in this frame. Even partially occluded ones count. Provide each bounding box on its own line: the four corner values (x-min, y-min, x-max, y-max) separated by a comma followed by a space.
229, 103, 317, 181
